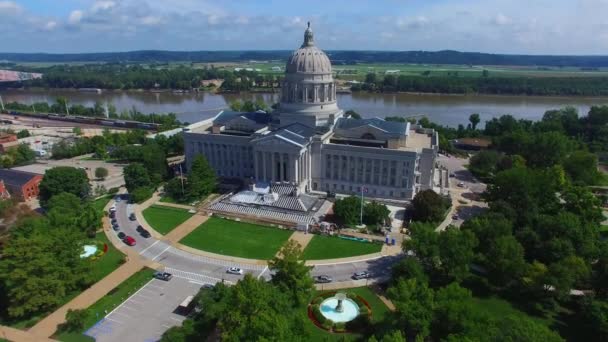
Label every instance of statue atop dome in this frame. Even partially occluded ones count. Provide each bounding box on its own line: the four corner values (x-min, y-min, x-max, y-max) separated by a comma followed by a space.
303, 21, 314, 47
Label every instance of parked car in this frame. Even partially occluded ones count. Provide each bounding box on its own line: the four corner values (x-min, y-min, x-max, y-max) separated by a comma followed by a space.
452, 214, 459, 220
109, 206, 116, 213
109, 212, 115, 219
200, 284, 214, 290
154, 271, 173, 281
112, 224, 119, 231
123, 236, 136, 246
352, 271, 371, 280
314, 275, 333, 283
449, 173, 455, 177
129, 213, 136, 221
140, 229, 151, 238
136, 225, 144, 232
227, 267, 243, 275
457, 182, 465, 188
117, 232, 126, 239
111, 218, 117, 224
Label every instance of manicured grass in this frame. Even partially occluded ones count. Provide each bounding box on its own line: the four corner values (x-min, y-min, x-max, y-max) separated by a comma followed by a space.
302, 235, 383, 260
179, 217, 292, 259
55, 268, 155, 342
348, 287, 390, 322
89, 232, 125, 282
92, 195, 112, 214
142, 205, 193, 235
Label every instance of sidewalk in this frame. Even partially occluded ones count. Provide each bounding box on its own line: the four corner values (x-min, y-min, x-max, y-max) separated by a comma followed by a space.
173, 242, 269, 266
164, 213, 208, 244
0, 325, 56, 342
154, 201, 195, 211
284, 231, 314, 252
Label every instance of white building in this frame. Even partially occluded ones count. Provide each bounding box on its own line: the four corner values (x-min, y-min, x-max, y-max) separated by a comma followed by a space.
184, 23, 438, 201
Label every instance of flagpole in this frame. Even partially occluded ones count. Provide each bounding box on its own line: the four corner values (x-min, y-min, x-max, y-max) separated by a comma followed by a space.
360, 186, 364, 226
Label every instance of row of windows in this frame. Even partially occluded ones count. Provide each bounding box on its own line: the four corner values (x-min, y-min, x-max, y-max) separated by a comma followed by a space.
312, 182, 409, 198
324, 154, 413, 187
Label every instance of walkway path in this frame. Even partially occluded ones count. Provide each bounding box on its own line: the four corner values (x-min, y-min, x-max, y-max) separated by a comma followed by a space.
164, 214, 208, 244
284, 231, 314, 251
154, 201, 195, 211
0, 325, 56, 342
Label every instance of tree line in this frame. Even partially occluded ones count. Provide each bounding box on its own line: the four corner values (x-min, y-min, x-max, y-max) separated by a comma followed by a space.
353, 72, 608, 96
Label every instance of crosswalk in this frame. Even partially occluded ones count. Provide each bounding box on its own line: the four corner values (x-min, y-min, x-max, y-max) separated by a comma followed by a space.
163, 267, 234, 285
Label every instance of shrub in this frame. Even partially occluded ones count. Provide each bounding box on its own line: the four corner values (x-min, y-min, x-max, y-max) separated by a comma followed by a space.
334, 322, 346, 332
62, 309, 89, 332
322, 319, 334, 331
359, 305, 370, 316
131, 187, 154, 203
346, 314, 371, 332
312, 296, 324, 305
312, 304, 326, 324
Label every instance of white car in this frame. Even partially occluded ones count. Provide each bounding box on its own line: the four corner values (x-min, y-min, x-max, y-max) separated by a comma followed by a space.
227, 267, 243, 275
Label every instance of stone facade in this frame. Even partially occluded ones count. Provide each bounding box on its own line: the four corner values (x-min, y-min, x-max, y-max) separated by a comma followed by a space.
184, 23, 438, 201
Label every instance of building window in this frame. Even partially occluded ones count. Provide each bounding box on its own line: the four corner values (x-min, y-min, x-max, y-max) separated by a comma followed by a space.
401, 192, 406, 198
313, 182, 318, 190
333, 183, 337, 190
390, 191, 394, 197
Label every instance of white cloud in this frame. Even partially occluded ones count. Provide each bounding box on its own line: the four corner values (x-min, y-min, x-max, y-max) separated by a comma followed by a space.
92, 1, 116, 12
140, 16, 162, 26
44, 21, 57, 31
68, 10, 83, 24
0, 1, 21, 13
492, 13, 512, 26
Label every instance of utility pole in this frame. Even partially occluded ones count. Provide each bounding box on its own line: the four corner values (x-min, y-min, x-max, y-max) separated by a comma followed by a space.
31, 102, 36, 114
0, 94, 4, 111
64, 100, 70, 116
179, 163, 185, 196
360, 186, 366, 226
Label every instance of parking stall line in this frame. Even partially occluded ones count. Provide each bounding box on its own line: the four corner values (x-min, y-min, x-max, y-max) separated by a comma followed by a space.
120, 305, 138, 311
169, 317, 183, 322
146, 283, 165, 290
104, 317, 123, 324
151, 245, 171, 261
128, 299, 145, 305
105, 279, 154, 319
134, 293, 154, 300
109, 311, 131, 319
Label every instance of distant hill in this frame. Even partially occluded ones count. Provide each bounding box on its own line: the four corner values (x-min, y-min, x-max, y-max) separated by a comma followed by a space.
2, 50, 608, 67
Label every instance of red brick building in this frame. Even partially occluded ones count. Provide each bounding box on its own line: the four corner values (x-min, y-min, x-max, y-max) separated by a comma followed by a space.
0, 169, 43, 201
0, 133, 18, 153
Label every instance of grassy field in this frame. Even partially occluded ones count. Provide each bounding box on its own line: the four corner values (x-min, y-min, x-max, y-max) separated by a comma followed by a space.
179, 217, 292, 259
89, 232, 126, 281
92, 195, 113, 214
302, 235, 383, 260
55, 268, 155, 342
142, 205, 193, 235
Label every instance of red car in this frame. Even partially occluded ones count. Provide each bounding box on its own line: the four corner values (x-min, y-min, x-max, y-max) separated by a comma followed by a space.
123, 236, 136, 246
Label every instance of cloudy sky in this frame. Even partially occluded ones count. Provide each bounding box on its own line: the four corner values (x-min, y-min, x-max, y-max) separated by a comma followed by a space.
2, 0, 608, 54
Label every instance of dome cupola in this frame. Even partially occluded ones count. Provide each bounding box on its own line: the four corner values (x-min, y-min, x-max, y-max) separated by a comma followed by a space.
278, 22, 342, 127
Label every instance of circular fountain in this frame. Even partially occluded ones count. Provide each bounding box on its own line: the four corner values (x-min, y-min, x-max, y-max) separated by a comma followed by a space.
80, 244, 98, 259
319, 292, 360, 323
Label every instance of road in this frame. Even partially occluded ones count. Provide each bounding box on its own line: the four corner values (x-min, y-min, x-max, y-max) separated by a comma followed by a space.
105, 197, 400, 341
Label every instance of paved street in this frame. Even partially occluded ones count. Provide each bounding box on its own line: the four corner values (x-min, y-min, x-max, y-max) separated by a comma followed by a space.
85, 277, 200, 342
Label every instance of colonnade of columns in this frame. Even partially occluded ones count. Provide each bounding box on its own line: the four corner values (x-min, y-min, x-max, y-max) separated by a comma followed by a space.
282, 82, 335, 103
254, 149, 311, 186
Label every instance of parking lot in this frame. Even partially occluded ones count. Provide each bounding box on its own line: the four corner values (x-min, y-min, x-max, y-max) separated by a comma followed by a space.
85, 276, 203, 342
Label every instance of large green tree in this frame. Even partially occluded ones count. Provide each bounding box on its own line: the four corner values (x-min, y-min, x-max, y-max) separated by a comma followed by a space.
268, 240, 314, 306
38, 166, 90, 206
186, 155, 216, 200
123, 162, 152, 193
333, 196, 362, 226
411, 189, 450, 223
388, 278, 435, 340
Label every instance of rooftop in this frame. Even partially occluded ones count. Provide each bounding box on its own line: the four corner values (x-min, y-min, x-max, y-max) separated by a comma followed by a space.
0, 168, 40, 187
404, 130, 434, 150
335, 117, 409, 136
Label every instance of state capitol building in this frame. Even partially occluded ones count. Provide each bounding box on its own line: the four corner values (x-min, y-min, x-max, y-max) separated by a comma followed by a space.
184, 23, 438, 202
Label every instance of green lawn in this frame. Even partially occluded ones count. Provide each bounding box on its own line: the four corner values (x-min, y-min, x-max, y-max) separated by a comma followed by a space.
470, 296, 551, 327
302, 235, 383, 260
142, 205, 193, 235
179, 217, 292, 259
89, 232, 126, 281
55, 268, 155, 342
92, 195, 113, 214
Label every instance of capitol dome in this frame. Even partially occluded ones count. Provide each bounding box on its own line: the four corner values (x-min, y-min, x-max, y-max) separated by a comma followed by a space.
279, 22, 341, 128
286, 25, 332, 74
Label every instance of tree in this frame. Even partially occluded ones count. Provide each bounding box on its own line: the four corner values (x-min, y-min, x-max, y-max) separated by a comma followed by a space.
391, 257, 429, 285
334, 196, 362, 226
497, 315, 564, 342
62, 309, 88, 332
187, 155, 216, 199
411, 189, 450, 223
563, 150, 601, 185
468, 150, 502, 177
581, 298, 608, 341
365, 73, 377, 84
94, 167, 108, 180
16, 129, 30, 139
469, 113, 481, 130
268, 240, 314, 306
432, 283, 475, 340
363, 201, 390, 226
437, 228, 477, 283
484, 235, 527, 286
72, 127, 82, 136
39, 166, 90, 207
123, 163, 151, 193
388, 278, 434, 340
46, 193, 101, 235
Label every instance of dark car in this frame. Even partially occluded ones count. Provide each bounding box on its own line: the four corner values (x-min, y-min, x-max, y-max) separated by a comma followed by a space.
200, 284, 214, 290
314, 275, 333, 283
154, 271, 173, 281
112, 224, 120, 231
117, 232, 126, 239
352, 271, 371, 280
140, 229, 151, 238
136, 225, 144, 232
129, 213, 136, 221
111, 218, 117, 224
109, 212, 115, 219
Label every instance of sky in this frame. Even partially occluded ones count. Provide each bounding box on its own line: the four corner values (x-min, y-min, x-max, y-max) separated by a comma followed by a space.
2, 0, 608, 54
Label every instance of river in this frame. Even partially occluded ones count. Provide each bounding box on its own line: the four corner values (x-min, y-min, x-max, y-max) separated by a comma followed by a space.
2, 89, 608, 127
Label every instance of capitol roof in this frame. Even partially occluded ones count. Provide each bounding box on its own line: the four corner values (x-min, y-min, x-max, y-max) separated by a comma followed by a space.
285, 22, 332, 74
